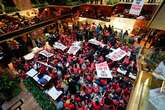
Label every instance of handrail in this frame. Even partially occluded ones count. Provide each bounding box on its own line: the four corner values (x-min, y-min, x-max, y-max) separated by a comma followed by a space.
127, 70, 144, 110
84, 1, 160, 6
137, 81, 145, 110
138, 78, 152, 110
126, 44, 144, 110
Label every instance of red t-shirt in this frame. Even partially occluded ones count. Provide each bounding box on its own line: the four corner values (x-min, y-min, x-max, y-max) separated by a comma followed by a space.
39, 66, 46, 73
100, 79, 107, 85
93, 86, 100, 93
86, 75, 93, 81
79, 58, 84, 64
85, 86, 92, 94
74, 96, 81, 102
78, 106, 88, 110
73, 67, 79, 74
92, 102, 101, 110
24, 63, 29, 71
53, 59, 58, 65
69, 103, 75, 109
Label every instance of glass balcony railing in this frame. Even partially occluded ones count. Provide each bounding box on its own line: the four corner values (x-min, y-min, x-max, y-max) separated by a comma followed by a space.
86, 0, 161, 5
119, 0, 161, 4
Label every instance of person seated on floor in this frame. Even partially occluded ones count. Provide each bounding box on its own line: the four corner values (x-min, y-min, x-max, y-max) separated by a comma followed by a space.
92, 100, 101, 110
55, 96, 64, 110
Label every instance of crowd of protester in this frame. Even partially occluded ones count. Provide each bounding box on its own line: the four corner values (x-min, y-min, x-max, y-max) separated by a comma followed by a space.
11, 21, 139, 110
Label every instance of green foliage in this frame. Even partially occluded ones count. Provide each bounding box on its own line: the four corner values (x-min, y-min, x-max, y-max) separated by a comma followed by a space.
33, 2, 49, 8
4, 7, 19, 13
144, 50, 165, 70
0, 73, 21, 101
23, 78, 56, 110
80, 0, 90, 3
65, 1, 80, 5
107, 0, 119, 5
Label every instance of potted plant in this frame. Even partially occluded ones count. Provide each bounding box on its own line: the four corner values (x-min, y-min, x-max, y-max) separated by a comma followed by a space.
0, 72, 21, 102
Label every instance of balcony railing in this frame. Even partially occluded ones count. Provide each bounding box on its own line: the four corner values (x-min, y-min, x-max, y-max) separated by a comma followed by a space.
86, 0, 161, 5
0, 14, 72, 42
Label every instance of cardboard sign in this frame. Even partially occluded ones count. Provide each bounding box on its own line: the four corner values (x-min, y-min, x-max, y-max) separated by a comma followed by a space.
117, 67, 127, 75
33, 74, 51, 86
67, 46, 81, 55
129, 73, 137, 80
106, 48, 127, 61
45, 86, 63, 101
129, 0, 144, 16
24, 52, 35, 60
53, 42, 67, 51
89, 39, 105, 47
26, 68, 38, 77
36, 61, 56, 69
72, 41, 82, 47
95, 62, 112, 78
39, 50, 54, 58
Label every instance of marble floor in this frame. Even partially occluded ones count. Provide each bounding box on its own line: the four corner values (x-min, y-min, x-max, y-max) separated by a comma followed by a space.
2, 91, 42, 110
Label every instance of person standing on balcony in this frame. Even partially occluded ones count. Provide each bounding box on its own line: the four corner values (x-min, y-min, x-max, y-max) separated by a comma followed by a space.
95, 0, 98, 4
100, 0, 103, 4
123, 30, 128, 40
148, 0, 156, 3
90, 0, 94, 4
152, 59, 165, 80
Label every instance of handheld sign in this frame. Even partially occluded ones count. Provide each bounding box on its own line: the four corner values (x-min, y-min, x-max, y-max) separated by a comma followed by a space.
129, 0, 144, 16
106, 48, 127, 61
53, 42, 67, 51
95, 61, 112, 78
67, 46, 81, 55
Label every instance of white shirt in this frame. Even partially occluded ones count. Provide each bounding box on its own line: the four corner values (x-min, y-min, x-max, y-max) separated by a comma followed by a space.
154, 61, 165, 77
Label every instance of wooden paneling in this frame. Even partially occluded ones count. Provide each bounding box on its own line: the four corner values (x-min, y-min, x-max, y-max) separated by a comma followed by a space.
150, 2, 165, 30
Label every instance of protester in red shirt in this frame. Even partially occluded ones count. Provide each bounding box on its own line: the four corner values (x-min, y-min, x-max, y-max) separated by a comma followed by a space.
92, 100, 101, 110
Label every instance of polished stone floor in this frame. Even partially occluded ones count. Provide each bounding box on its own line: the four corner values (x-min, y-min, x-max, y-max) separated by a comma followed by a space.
2, 91, 42, 110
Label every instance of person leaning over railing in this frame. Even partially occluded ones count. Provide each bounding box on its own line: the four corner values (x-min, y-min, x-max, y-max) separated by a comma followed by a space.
152, 59, 165, 80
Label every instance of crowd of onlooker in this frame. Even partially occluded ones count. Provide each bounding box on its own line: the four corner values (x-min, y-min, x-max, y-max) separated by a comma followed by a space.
0, 8, 59, 35
0, 2, 158, 35
0, 14, 39, 34
11, 21, 139, 110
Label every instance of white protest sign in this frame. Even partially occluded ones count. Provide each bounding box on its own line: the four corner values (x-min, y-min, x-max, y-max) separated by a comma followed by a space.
67, 46, 81, 55
117, 67, 127, 75
45, 86, 63, 101
39, 50, 54, 58
89, 39, 105, 47
129, 0, 144, 16
106, 48, 127, 61
26, 68, 38, 77
95, 61, 112, 78
72, 41, 82, 47
129, 73, 137, 80
33, 74, 51, 86
24, 52, 35, 60
53, 42, 67, 51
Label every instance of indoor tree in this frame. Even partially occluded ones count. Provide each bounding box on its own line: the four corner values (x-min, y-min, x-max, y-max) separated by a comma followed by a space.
0, 72, 20, 102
